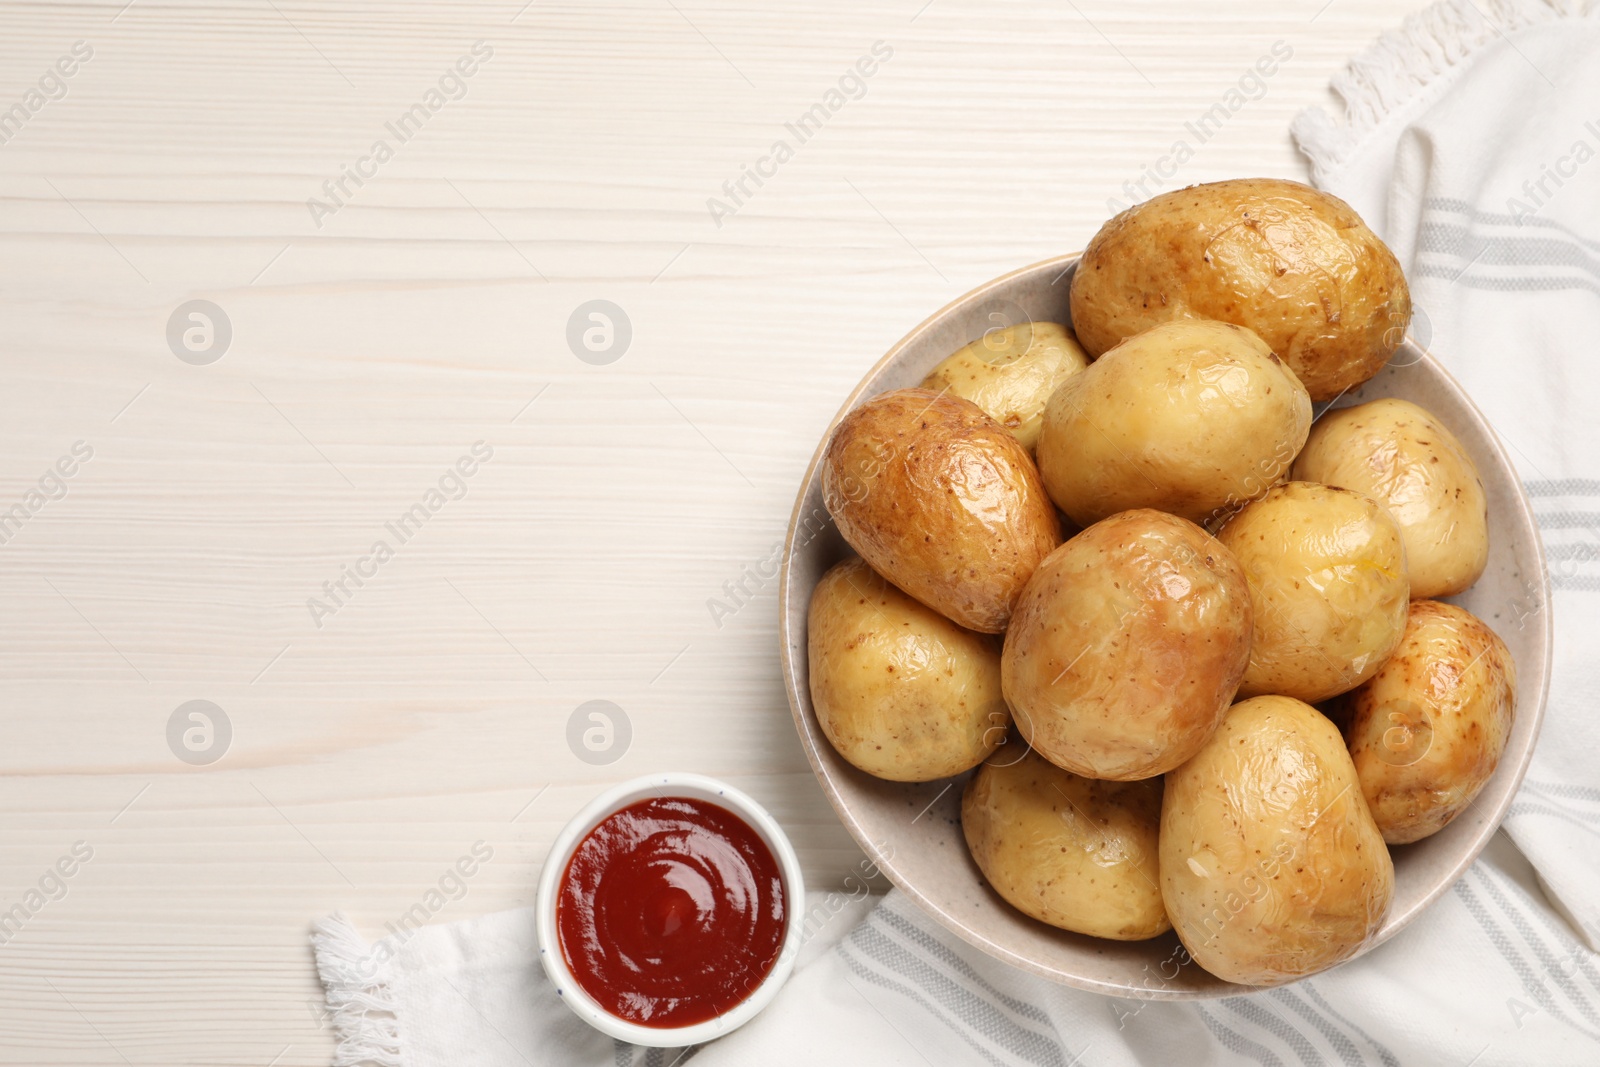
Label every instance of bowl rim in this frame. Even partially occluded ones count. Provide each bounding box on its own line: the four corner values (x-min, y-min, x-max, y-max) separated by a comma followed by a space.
534, 772, 807, 1046
777, 251, 1554, 998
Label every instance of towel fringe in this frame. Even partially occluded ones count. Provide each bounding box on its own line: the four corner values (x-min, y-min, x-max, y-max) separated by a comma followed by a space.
312, 913, 405, 1067
1292, 0, 1586, 183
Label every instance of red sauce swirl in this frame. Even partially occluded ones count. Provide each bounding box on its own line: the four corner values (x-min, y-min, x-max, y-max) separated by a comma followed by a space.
556, 796, 787, 1027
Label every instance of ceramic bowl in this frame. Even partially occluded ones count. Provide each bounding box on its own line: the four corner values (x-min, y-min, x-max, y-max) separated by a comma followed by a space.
778, 254, 1551, 998
535, 772, 806, 1045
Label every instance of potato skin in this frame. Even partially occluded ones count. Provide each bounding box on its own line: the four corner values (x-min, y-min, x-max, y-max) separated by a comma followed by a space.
920, 322, 1090, 453
808, 558, 1006, 782
1345, 600, 1516, 844
821, 388, 1061, 633
1161, 696, 1395, 985
1293, 398, 1489, 599
1069, 178, 1411, 401
963, 746, 1169, 939
1219, 482, 1409, 703
1002, 509, 1252, 781
1037, 320, 1311, 526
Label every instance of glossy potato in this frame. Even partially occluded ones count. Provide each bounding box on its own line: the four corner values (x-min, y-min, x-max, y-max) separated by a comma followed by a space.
920, 321, 1091, 453
808, 558, 1006, 781
821, 388, 1062, 633
1218, 482, 1409, 703
1294, 398, 1489, 599
963, 747, 1169, 939
1069, 178, 1411, 400
1002, 509, 1252, 780
1161, 696, 1395, 985
1036, 320, 1311, 526
1345, 600, 1516, 844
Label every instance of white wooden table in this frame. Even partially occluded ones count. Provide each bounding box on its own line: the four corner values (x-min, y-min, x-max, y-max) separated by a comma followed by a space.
0, 2, 1434, 1062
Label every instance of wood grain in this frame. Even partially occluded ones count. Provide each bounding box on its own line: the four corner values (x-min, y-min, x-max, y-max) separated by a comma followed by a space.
0, 1, 1428, 1062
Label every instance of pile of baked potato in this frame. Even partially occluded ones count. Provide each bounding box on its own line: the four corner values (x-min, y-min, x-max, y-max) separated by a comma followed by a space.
807, 178, 1516, 986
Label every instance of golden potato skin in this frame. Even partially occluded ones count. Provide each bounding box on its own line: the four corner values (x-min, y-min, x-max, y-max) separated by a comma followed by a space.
1037, 320, 1311, 526
920, 322, 1090, 453
808, 558, 1006, 782
1345, 600, 1516, 844
1293, 398, 1489, 599
963, 747, 1169, 939
821, 388, 1062, 633
1161, 696, 1395, 985
1219, 482, 1409, 703
1069, 178, 1411, 401
1002, 509, 1252, 781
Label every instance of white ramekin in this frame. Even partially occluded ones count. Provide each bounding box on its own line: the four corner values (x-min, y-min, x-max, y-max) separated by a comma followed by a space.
534, 772, 806, 1048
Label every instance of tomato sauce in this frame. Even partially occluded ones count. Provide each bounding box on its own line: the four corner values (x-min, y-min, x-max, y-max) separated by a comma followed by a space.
555, 796, 787, 1027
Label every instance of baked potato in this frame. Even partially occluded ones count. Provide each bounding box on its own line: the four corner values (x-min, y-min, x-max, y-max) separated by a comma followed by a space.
808, 557, 1006, 781
821, 388, 1061, 632
1344, 600, 1516, 844
1293, 397, 1488, 599
1161, 695, 1395, 985
963, 746, 1169, 939
1218, 482, 1409, 702
920, 321, 1091, 453
1036, 320, 1311, 526
1002, 509, 1252, 781
1069, 178, 1411, 401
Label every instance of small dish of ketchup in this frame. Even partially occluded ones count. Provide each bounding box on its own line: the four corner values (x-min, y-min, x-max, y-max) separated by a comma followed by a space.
535, 773, 805, 1048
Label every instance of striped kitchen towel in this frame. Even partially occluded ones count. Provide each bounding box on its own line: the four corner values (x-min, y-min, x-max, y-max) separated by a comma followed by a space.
315, 840, 1596, 1066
